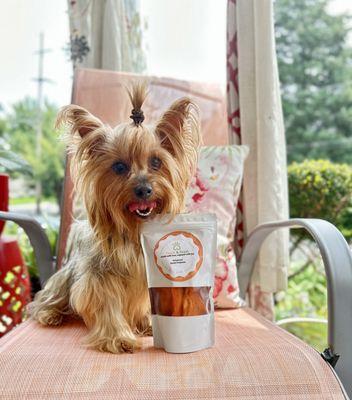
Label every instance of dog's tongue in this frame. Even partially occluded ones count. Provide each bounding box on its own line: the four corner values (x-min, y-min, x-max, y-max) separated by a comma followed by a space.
128, 201, 157, 213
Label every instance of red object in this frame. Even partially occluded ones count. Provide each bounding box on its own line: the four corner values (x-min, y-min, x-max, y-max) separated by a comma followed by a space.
0, 174, 9, 235
0, 174, 31, 337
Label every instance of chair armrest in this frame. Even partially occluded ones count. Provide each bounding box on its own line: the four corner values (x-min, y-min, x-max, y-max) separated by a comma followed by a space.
238, 218, 352, 395
0, 211, 55, 287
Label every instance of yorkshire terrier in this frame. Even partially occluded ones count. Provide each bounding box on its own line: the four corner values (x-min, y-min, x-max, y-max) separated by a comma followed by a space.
30, 82, 201, 353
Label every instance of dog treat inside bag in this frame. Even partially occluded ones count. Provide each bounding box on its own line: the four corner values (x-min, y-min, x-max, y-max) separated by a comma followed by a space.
141, 213, 217, 353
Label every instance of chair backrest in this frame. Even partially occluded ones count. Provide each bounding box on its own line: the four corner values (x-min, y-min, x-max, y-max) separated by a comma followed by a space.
57, 68, 228, 267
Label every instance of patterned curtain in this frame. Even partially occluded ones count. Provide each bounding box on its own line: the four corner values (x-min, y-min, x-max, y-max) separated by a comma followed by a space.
227, 0, 289, 320
67, 0, 145, 72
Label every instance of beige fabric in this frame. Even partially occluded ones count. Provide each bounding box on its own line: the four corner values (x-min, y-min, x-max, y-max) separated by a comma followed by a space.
68, 0, 134, 71
0, 309, 344, 399
237, 0, 289, 292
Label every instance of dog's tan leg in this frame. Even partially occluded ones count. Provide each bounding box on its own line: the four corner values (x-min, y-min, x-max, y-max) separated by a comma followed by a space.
70, 271, 139, 353
135, 314, 153, 336
125, 281, 152, 337
30, 266, 73, 326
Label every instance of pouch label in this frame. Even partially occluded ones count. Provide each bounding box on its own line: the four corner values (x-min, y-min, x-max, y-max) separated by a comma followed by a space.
153, 231, 203, 281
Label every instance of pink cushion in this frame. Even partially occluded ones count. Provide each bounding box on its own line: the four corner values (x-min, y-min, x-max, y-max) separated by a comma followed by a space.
0, 309, 344, 399
73, 68, 228, 146
186, 145, 249, 308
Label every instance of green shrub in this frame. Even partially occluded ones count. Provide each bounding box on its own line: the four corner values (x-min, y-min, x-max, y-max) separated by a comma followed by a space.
275, 262, 327, 321
276, 159, 352, 348
288, 159, 352, 239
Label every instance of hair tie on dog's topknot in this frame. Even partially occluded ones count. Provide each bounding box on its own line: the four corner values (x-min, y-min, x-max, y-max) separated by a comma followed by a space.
127, 81, 148, 126
130, 109, 145, 126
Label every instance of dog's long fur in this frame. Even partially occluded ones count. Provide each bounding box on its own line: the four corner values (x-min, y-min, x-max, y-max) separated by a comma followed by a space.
30, 83, 201, 353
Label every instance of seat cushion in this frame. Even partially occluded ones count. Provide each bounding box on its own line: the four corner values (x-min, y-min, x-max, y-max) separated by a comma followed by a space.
0, 309, 345, 399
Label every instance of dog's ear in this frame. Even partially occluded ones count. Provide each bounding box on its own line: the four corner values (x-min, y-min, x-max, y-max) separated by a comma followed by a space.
56, 105, 105, 138
56, 105, 107, 155
155, 98, 201, 173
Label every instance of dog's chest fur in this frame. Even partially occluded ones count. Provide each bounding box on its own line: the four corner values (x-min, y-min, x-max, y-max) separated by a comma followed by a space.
65, 220, 149, 313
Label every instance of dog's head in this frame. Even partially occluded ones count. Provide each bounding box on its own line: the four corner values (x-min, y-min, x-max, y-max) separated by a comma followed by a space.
57, 82, 200, 247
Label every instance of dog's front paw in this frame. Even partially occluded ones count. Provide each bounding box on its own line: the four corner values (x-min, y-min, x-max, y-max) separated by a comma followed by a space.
85, 334, 140, 354
120, 339, 139, 353
112, 337, 141, 354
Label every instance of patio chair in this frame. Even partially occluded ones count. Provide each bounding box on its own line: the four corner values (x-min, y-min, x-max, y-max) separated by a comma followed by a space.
0, 68, 351, 399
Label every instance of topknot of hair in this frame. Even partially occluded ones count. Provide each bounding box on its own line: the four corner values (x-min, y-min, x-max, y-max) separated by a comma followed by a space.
127, 81, 148, 126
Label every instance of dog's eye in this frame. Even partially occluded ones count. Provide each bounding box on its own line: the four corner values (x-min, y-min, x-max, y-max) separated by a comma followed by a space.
150, 157, 162, 170
112, 161, 129, 175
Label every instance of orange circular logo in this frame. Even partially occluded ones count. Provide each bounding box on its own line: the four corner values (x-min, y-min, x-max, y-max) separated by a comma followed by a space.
153, 230, 203, 282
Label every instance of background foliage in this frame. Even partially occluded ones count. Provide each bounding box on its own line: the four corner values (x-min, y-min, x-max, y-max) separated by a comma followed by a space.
289, 159, 352, 238
274, 159, 352, 350
275, 0, 352, 163
2, 98, 64, 206
274, 0, 352, 350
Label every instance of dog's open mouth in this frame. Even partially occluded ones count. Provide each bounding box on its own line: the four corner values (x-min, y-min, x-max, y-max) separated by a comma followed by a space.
128, 201, 157, 218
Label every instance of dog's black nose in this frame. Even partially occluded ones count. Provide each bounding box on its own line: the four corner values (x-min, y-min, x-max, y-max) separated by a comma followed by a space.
134, 183, 153, 199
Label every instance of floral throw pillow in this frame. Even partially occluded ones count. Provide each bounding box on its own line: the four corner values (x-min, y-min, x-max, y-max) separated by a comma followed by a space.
186, 145, 249, 308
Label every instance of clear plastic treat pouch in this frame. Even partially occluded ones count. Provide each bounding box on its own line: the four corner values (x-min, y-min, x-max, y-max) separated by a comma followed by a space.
140, 213, 217, 353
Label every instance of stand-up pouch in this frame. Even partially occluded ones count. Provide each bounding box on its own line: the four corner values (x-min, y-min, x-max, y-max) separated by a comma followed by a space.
141, 213, 217, 353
